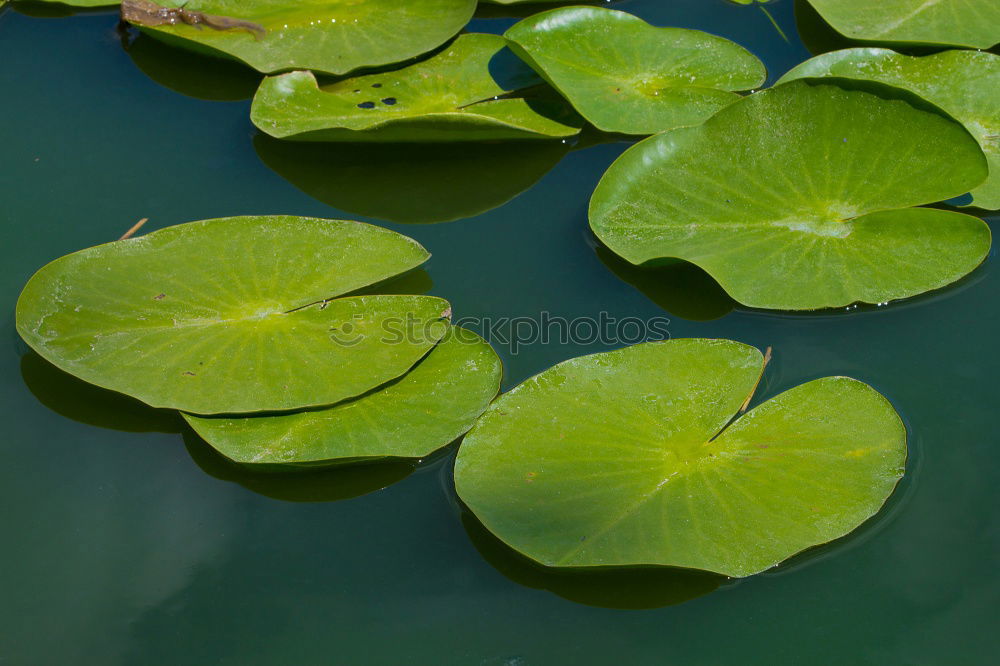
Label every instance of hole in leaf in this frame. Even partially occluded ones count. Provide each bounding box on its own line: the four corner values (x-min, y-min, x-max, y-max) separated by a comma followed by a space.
381, 97, 397, 105
372, 83, 383, 88
357, 101, 376, 109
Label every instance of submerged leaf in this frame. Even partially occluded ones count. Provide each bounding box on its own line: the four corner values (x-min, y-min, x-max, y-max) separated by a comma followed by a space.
455, 339, 907, 578
504, 6, 766, 134
804, 0, 1000, 48
251, 33, 582, 142
120, 0, 477, 75
16, 216, 449, 414
779, 48, 1000, 211
590, 81, 991, 310
185, 328, 501, 467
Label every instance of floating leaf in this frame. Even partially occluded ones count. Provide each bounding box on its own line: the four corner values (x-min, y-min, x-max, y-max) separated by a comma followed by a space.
590, 81, 991, 310
120, 0, 477, 75
455, 339, 907, 578
251, 33, 581, 142
16, 216, 450, 414
186, 328, 501, 467
804, 0, 1000, 48
778, 49, 1000, 211
503, 6, 766, 135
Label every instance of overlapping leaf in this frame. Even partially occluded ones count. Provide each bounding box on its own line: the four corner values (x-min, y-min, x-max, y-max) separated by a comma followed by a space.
252, 33, 581, 142
455, 339, 906, 577
504, 6, 766, 134
16, 216, 450, 414
120, 0, 477, 75
186, 328, 501, 467
805, 0, 1000, 48
590, 81, 991, 310
779, 48, 1000, 210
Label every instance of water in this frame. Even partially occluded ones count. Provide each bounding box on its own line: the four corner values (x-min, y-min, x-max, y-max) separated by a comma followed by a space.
1, 1, 997, 664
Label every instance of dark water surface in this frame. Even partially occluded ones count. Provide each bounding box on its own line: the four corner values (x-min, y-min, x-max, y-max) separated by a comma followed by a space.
1, 1, 997, 664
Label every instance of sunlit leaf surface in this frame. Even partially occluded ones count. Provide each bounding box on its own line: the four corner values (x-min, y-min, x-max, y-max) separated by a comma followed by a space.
779, 48, 1000, 211
186, 328, 501, 466
504, 6, 765, 134
251, 33, 582, 142
455, 339, 907, 577
805, 0, 1000, 48
590, 81, 991, 310
121, 0, 477, 75
16, 216, 449, 414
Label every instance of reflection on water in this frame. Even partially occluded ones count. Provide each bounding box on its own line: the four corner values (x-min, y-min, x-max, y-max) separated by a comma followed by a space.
20, 352, 183, 433
594, 246, 736, 322
184, 431, 416, 503
121, 32, 262, 102
254, 134, 571, 224
462, 512, 724, 609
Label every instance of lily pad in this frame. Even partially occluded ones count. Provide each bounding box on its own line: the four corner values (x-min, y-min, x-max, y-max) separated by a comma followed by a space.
120, 0, 477, 75
778, 49, 1000, 211
251, 33, 582, 142
590, 81, 991, 310
503, 6, 766, 135
16, 216, 450, 414
804, 0, 1000, 48
185, 327, 501, 467
455, 339, 907, 577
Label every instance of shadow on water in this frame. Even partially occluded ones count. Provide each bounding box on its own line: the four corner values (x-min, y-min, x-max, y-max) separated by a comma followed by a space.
791, 0, 862, 56
474, 1, 623, 20
121, 31, 262, 102
462, 512, 724, 610
343, 267, 434, 297
254, 134, 572, 224
20, 353, 183, 433
594, 247, 736, 322
183, 430, 416, 503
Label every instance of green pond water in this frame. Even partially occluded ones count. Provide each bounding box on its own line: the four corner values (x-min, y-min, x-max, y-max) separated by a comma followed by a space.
1, 1, 997, 664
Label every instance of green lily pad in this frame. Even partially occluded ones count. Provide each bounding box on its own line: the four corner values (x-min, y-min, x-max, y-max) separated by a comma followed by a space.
804, 0, 1000, 48
455, 339, 907, 577
251, 33, 582, 142
778, 48, 1000, 211
185, 327, 501, 467
120, 0, 476, 75
16, 216, 450, 414
590, 81, 991, 310
503, 6, 766, 135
